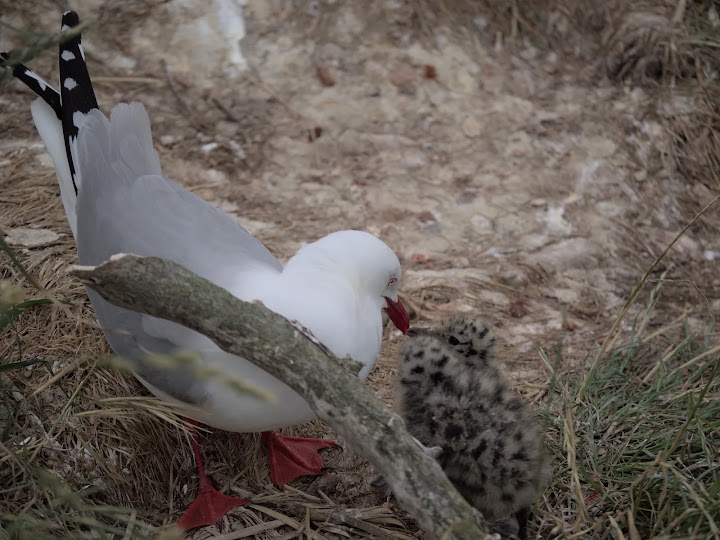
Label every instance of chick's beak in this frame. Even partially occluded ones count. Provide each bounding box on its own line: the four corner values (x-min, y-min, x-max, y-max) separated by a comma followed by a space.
383, 296, 410, 334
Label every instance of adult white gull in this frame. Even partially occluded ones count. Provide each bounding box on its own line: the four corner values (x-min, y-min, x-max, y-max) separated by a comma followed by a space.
1, 11, 409, 531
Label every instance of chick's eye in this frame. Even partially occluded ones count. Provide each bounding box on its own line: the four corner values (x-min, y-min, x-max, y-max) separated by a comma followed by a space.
448, 336, 460, 345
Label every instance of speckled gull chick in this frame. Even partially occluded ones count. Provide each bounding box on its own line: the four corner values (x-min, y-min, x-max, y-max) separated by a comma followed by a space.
1, 11, 410, 531
395, 314, 550, 539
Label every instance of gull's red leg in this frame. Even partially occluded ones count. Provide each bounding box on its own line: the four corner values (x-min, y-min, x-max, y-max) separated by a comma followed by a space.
261, 430, 338, 486
177, 422, 250, 531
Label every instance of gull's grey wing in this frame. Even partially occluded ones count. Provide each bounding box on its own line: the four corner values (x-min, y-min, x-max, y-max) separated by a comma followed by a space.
75, 104, 281, 277
74, 103, 281, 403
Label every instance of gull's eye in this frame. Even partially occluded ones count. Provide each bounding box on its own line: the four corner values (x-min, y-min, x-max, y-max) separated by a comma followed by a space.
387, 277, 397, 286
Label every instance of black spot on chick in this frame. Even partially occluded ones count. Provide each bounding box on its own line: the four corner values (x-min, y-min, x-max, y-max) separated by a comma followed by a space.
445, 423, 463, 440
477, 327, 489, 339
511, 450, 528, 461
472, 440, 488, 459
441, 378, 457, 395
501, 493, 514, 503
413, 349, 425, 360
459, 478, 484, 495
514, 431, 523, 443
435, 355, 449, 368
430, 371, 445, 385
410, 365, 425, 375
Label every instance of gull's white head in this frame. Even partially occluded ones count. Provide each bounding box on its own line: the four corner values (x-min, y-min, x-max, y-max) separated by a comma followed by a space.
284, 230, 409, 333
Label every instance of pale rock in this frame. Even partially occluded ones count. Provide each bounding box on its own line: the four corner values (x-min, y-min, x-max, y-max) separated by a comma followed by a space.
453, 69, 476, 94
534, 238, 600, 273
497, 264, 529, 287
470, 214, 493, 233
596, 201, 624, 217
462, 116, 482, 138
505, 130, 532, 157
477, 289, 510, 306
5, 228, 61, 248
588, 136, 617, 158
541, 287, 579, 304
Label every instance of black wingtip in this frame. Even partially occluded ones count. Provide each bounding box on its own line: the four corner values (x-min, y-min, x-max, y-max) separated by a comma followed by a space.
59, 10, 98, 195
59, 10, 97, 116
61, 11, 82, 34
0, 50, 62, 118
2, 10, 98, 196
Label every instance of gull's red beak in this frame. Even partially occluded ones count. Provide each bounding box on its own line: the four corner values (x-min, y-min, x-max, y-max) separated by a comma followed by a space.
384, 296, 410, 334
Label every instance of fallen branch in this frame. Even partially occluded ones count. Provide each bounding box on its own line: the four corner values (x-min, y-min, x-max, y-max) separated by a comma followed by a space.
70, 254, 490, 540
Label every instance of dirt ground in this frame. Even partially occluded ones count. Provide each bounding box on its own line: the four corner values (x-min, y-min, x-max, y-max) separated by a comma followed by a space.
1, 1, 718, 537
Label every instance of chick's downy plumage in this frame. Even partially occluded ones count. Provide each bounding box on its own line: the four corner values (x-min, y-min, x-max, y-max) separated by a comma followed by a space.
396, 314, 550, 537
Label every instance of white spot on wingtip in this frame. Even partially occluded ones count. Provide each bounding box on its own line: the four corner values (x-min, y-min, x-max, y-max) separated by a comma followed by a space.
24, 69, 47, 91
63, 77, 77, 90
61, 50, 76, 61
109, 253, 130, 261
79, 42, 85, 61
61, 24, 70, 31
72, 112, 88, 129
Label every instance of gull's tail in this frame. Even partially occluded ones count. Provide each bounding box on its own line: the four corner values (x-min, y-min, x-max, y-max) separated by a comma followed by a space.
0, 10, 98, 238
